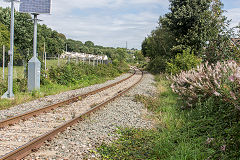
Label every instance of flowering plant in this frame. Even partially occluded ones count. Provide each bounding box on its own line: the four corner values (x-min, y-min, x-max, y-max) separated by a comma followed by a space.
170, 60, 240, 110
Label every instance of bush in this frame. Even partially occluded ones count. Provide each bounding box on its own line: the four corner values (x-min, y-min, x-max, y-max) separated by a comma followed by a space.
49, 62, 128, 86
170, 60, 240, 110
146, 56, 168, 74
166, 48, 202, 74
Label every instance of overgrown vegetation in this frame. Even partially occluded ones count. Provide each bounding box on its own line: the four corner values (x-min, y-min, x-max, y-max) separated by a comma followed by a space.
98, 75, 240, 159
97, 0, 240, 159
166, 48, 202, 74
142, 0, 240, 73
0, 61, 129, 110
170, 60, 240, 109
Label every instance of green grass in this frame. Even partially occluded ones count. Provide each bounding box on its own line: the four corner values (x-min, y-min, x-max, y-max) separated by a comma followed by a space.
0, 66, 25, 80
0, 59, 67, 80
97, 74, 230, 160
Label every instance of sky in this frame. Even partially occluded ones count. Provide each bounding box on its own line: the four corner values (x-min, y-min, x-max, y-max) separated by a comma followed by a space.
0, 0, 239, 49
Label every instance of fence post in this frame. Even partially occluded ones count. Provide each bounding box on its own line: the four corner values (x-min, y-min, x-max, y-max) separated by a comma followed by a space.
45, 51, 47, 71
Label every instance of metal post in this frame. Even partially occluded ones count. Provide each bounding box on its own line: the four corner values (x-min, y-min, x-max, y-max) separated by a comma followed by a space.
45, 51, 46, 70
58, 54, 60, 66
33, 14, 37, 58
43, 42, 45, 61
23, 60, 27, 78
44, 42, 46, 71
27, 14, 41, 91
2, 45, 5, 80
2, 0, 15, 98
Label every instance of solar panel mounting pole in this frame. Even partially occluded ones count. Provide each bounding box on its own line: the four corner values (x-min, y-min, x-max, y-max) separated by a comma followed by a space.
1, 0, 18, 99
27, 13, 41, 91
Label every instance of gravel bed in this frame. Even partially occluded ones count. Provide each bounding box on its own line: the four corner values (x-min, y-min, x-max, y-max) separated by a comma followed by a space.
0, 72, 132, 120
0, 72, 141, 157
27, 72, 157, 160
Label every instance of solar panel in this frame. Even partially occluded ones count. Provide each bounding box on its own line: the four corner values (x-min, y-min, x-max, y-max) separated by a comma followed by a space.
19, 0, 51, 14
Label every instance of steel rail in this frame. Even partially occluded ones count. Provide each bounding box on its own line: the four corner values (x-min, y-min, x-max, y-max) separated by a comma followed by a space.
0, 70, 136, 128
0, 70, 143, 160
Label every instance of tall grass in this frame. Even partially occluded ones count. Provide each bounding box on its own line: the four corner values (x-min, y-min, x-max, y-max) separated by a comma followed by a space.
98, 74, 239, 159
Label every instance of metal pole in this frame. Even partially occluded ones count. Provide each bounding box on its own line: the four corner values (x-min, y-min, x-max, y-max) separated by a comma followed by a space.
33, 14, 38, 58
3, 45, 5, 80
58, 54, 60, 66
43, 42, 45, 61
45, 51, 46, 70
2, 0, 15, 98
44, 42, 46, 71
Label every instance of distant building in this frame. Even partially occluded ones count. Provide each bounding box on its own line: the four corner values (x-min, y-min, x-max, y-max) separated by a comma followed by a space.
60, 52, 109, 64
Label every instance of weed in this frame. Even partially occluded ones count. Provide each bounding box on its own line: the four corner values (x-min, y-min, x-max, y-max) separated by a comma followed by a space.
97, 74, 240, 159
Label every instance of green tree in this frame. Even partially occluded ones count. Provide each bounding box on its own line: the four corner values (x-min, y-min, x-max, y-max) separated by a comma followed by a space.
85, 41, 94, 47
0, 23, 10, 66
162, 0, 230, 59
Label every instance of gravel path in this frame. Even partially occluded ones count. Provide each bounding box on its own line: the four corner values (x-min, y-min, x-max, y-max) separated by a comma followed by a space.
26, 72, 157, 160
0, 72, 133, 120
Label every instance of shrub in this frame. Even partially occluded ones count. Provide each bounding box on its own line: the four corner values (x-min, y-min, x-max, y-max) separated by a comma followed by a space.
49, 62, 127, 86
170, 60, 240, 110
146, 56, 168, 74
166, 48, 202, 74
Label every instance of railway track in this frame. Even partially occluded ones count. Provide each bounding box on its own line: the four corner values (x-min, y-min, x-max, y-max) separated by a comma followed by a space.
0, 69, 143, 160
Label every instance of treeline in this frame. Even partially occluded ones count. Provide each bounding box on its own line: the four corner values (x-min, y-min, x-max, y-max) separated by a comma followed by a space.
139, 0, 240, 159
142, 0, 240, 74
0, 7, 135, 66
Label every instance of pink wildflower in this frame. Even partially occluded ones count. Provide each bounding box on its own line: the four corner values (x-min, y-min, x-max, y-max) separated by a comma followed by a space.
230, 91, 237, 100
213, 91, 221, 96
206, 138, 214, 144
228, 76, 235, 82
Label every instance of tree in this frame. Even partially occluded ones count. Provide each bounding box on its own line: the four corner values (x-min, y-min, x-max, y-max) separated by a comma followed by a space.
0, 23, 10, 66
141, 17, 175, 60
85, 41, 94, 47
162, 0, 230, 57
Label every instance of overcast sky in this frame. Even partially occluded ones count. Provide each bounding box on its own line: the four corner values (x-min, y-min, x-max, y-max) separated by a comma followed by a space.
0, 0, 239, 49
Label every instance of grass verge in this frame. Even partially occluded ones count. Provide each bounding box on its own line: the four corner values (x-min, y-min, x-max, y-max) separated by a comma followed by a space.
97, 74, 238, 159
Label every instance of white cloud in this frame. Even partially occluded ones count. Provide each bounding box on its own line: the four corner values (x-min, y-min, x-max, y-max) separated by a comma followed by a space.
38, 10, 159, 48
225, 8, 240, 27
129, 0, 169, 6
0, 0, 165, 49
